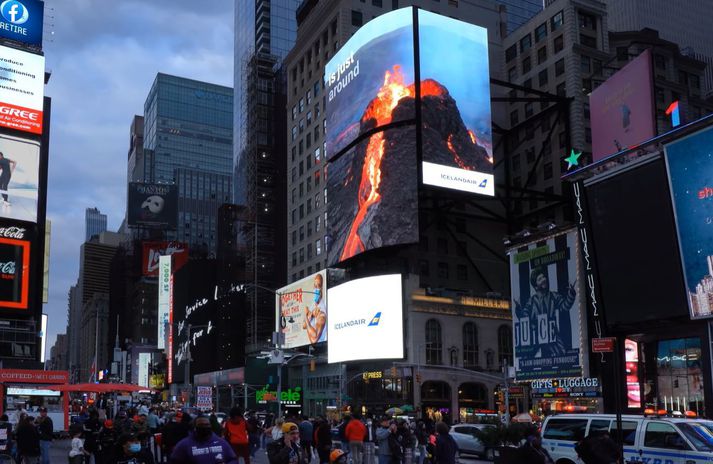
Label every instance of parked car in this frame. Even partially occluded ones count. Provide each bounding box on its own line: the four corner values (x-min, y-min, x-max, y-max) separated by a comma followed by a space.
450, 424, 495, 459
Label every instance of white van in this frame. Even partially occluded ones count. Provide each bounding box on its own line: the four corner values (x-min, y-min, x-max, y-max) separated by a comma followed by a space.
541, 413, 713, 464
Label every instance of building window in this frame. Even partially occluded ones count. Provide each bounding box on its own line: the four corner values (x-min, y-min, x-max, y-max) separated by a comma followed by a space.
506, 44, 517, 63
555, 58, 565, 76
291, 230, 296, 246
691, 74, 700, 89
315, 192, 321, 208
307, 220, 312, 237
291, 105, 297, 121
556, 82, 566, 96
299, 226, 304, 241
554, 35, 564, 53
437, 262, 449, 279
498, 325, 513, 367
581, 55, 591, 73
351, 10, 363, 26
537, 46, 547, 64
291, 209, 296, 225
463, 323, 479, 368
425, 319, 442, 365
299, 248, 304, 263
457, 264, 468, 281
535, 22, 547, 42
510, 110, 519, 127
316, 239, 322, 255
299, 98, 304, 113
551, 10, 564, 31
538, 69, 549, 87
525, 102, 534, 118
519, 34, 532, 53
307, 244, 312, 259
306, 89, 312, 105
522, 56, 531, 74
508, 67, 517, 82
372, 0, 382, 6
316, 215, 321, 232
291, 126, 297, 141
578, 11, 597, 30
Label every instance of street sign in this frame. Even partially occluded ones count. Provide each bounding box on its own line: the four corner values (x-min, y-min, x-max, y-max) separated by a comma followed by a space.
591, 337, 616, 353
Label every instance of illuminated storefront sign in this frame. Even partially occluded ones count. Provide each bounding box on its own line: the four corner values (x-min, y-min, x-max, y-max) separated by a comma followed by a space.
256, 385, 302, 405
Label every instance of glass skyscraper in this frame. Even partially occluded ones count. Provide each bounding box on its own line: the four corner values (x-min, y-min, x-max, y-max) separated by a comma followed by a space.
501, 0, 544, 33
85, 207, 107, 242
141, 73, 233, 253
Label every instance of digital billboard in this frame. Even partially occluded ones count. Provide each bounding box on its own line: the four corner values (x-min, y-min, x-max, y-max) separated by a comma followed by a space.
625, 339, 641, 408
127, 183, 178, 228
327, 274, 403, 363
157, 255, 171, 350
0, 0, 44, 48
327, 126, 419, 265
0, 226, 30, 310
0, 132, 39, 223
590, 49, 655, 162
665, 125, 713, 319
142, 241, 188, 277
324, 7, 415, 160
509, 230, 585, 381
276, 270, 327, 349
0, 45, 44, 135
418, 10, 494, 195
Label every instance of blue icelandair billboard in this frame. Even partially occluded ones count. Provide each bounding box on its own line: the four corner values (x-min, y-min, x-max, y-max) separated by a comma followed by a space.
0, 0, 44, 48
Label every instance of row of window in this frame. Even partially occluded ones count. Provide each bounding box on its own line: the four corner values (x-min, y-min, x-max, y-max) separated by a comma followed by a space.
424, 320, 513, 368
506, 10, 563, 62
419, 260, 469, 280
508, 36, 565, 83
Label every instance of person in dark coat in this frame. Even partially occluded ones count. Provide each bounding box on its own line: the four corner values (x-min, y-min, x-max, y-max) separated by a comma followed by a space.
433, 422, 457, 464
575, 430, 621, 464
15, 416, 41, 464
162, 412, 191, 459
314, 417, 333, 464
267, 422, 308, 464
518, 434, 555, 464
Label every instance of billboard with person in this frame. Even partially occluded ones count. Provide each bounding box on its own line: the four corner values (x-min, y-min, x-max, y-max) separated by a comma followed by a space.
276, 270, 328, 349
509, 229, 585, 381
0, 133, 40, 223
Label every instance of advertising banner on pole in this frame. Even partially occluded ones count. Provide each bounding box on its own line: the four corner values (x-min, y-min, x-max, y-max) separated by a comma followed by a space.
276, 270, 327, 349
157, 255, 171, 350
509, 230, 585, 381
138, 352, 150, 388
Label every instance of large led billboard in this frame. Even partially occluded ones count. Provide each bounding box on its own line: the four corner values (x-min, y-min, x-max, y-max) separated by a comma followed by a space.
509, 229, 585, 381
0, 132, 39, 223
324, 7, 415, 160
276, 270, 327, 349
0, 230, 29, 309
127, 183, 178, 228
0, 45, 44, 135
418, 10, 493, 195
665, 125, 713, 319
327, 274, 403, 363
157, 255, 171, 350
0, 0, 44, 48
142, 241, 188, 277
590, 49, 656, 162
327, 126, 419, 265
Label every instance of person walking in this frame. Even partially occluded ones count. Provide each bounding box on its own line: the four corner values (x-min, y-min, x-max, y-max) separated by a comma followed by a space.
271, 418, 285, 443
36, 408, 53, 464
575, 430, 620, 464
267, 422, 307, 464
16, 416, 41, 464
314, 418, 332, 464
0, 152, 16, 205
96, 420, 117, 464
147, 409, 160, 435
169, 416, 238, 464
68, 424, 90, 464
345, 413, 367, 464
84, 409, 102, 464
433, 423, 457, 464
414, 421, 428, 464
298, 416, 314, 461
224, 407, 250, 464
375, 417, 395, 464
517, 434, 555, 464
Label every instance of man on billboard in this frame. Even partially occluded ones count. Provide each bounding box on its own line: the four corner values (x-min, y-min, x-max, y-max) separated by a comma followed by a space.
515, 267, 576, 358
0, 152, 17, 205
304, 273, 326, 344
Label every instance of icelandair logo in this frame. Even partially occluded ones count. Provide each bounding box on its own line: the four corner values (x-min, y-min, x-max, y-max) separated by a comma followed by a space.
334, 312, 382, 330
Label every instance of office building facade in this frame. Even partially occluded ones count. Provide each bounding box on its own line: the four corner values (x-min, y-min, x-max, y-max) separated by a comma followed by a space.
140, 73, 233, 254
501, 0, 543, 33
234, 0, 299, 350
85, 207, 107, 242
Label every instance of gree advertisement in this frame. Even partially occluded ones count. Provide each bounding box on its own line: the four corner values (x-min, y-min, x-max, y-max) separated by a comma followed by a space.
142, 241, 188, 277
324, 7, 415, 160
590, 49, 655, 162
327, 274, 403, 364
0, 132, 39, 223
157, 255, 171, 351
276, 270, 327, 349
509, 230, 585, 381
0, 45, 44, 134
665, 125, 713, 319
127, 183, 178, 228
327, 126, 419, 265
418, 10, 493, 195
0, 0, 44, 48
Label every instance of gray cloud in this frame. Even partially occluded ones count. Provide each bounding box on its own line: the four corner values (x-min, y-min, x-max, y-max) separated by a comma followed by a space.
42, 0, 234, 355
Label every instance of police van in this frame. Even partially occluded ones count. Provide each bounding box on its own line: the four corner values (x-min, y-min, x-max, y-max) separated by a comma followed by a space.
541, 413, 713, 464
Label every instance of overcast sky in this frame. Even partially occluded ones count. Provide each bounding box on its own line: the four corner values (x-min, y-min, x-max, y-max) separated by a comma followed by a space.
42, 0, 234, 354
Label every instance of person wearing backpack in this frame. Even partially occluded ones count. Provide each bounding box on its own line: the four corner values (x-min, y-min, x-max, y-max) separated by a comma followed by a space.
224, 407, 251, 464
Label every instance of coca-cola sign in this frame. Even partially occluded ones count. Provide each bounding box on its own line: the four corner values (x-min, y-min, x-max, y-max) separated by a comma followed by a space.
0, 236, 30, 309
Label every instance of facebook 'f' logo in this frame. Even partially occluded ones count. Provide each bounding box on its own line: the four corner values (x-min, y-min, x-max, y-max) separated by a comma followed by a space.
1, 1, 29, 25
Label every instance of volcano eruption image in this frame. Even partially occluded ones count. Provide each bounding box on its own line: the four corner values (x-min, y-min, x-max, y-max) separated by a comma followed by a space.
327, 66, 491, 265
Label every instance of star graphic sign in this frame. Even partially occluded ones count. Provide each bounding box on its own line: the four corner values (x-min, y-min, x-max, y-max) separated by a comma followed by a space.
565, 149, 582, 170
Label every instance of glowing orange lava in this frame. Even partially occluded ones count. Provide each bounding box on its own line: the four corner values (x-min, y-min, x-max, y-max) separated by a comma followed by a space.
468, 130, 478, 145
447, 134, 472, 171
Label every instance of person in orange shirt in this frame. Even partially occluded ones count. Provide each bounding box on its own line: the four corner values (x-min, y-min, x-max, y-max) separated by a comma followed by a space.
344, 413, 367, 464
224, 407, 250, 464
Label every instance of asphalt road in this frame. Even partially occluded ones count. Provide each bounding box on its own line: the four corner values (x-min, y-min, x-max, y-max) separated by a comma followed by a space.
46, 439, 491, 464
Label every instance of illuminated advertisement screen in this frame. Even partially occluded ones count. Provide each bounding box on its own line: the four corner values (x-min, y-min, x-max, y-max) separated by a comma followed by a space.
127, 183, 178, 228
509, 229, 585, 381
276, 270, 327, 349
418, 10, 494, 195
590, 50, 656, 162
327, 274, 403, 363
0, 45, 44, 135
0, 132, 39, 223
327, 126, 418, 265
157, 255, 171, 350
142, 241, 188, 277
324, 8, 415, 160
625, 338, 641, 408
665, 125, 713, 319
0, 234, 30, 309
0, 0, 44, 48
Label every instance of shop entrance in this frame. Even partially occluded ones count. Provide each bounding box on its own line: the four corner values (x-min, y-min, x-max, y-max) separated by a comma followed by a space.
421, 381, 451, 423
458, 382, 489, 423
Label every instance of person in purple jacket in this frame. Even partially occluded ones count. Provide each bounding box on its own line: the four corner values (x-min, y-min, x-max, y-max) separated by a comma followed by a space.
169, 415, 238, 464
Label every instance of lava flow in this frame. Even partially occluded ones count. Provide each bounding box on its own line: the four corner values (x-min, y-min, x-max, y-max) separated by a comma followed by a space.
447, 134, 472, 171
340, 66, 415, 261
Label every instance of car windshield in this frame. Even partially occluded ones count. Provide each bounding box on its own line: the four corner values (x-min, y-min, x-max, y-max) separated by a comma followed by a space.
677, 422, 713, 452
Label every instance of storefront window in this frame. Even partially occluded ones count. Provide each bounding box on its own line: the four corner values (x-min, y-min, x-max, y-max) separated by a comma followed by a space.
655, 337, 704, 416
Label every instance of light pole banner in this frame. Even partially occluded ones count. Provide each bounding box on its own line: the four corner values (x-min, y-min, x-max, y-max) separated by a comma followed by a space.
158, 255, 171, 349
276, 270, 327, 349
